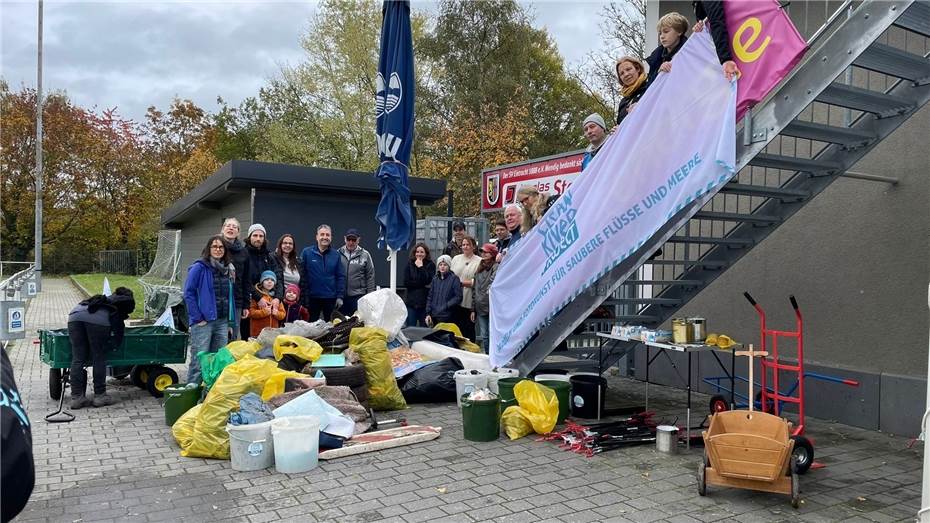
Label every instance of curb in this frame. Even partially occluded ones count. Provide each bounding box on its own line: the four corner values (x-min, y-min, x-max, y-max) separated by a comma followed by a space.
68, 275, 92, 298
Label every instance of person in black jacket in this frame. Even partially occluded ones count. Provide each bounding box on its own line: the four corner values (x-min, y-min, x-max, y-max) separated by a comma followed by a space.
1, 348, 34, 522
221, 217, 247, 340
645, 12, 690, 83
67, 287, 135, 408
425, 255, 462, 327
693, 0, 740, 80
404, 242, 436, 327
616, 55, 651, 126
239, 224, 282, 335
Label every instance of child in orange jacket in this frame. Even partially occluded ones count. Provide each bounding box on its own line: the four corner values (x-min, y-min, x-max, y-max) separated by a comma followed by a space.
249, 271, 285, 338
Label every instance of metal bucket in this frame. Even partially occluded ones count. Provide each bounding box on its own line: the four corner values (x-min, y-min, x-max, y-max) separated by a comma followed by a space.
689, 318, 706, 343
656, 425, 679, 454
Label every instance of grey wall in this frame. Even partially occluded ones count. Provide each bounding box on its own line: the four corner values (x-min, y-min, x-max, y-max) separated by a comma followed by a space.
252, 189, 407, 290
176, 193, 252, 281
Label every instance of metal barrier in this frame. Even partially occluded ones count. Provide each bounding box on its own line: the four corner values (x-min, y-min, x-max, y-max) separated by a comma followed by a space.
0, 264, 36, 342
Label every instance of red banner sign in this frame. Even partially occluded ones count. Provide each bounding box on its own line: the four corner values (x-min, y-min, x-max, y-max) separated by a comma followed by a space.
481, 151, 585, 213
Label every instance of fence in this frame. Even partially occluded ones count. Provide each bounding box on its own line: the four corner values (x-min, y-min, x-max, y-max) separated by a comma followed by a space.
416, 217, 490, 256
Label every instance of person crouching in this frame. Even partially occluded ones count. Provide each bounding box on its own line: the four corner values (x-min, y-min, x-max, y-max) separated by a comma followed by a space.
249, 271, 285, 337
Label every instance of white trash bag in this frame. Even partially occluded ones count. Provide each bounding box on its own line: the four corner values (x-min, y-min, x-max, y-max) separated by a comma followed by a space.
357, 289, 407, 338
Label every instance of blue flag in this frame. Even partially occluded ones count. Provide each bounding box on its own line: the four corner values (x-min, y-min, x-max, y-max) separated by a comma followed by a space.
375, 0, 415, 251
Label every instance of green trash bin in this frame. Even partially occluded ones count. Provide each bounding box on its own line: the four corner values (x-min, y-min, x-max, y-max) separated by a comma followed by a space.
164, 384, 201, 427
537, 380, 571, 424
461, 395, 501, 442
497, 377, 528, 411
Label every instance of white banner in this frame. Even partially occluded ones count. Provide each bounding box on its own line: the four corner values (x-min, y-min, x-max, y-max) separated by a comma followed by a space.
489, 32, 737, 367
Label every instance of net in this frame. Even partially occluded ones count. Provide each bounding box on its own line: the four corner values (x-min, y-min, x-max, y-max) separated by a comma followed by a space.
138, 230, 183, 320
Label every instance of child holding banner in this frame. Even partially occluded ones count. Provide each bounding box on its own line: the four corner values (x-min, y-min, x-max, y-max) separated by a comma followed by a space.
646, 12, 690, 82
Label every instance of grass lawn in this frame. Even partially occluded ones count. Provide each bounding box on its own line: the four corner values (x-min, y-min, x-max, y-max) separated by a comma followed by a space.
69, 273, 146, 319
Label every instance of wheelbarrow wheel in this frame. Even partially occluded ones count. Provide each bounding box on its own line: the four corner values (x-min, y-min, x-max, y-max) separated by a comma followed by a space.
49, 368, 64, 400
708, 394, 728, 414
130, 365, 150, 389
791, 435, 814, 475
696, 451, 707, 496
790, 456, 800, 508
146, 366, 178, 398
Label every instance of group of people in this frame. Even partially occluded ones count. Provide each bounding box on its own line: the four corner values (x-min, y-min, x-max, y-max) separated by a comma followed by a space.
182, 219, 376, 385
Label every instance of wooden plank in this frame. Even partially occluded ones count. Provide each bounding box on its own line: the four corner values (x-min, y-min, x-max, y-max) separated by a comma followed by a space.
705, 467, 792, 496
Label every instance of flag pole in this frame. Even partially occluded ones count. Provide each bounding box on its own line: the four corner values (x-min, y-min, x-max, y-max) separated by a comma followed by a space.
389, 249, 397, 292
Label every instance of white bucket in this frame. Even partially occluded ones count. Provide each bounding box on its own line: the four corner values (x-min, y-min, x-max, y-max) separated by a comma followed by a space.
454, 369, 488, 407
270, 415, 321, 473
227, 421, 275, 471
486, 368, 519, 394
534, 374, 571, 383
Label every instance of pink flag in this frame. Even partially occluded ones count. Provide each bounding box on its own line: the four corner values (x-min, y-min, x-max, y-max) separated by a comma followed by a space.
724, 0, 807, 121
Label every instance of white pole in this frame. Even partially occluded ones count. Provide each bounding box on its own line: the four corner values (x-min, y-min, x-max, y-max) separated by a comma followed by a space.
33, 0, 44, 292
918, 283, 930, 522
389, 248, 397, 292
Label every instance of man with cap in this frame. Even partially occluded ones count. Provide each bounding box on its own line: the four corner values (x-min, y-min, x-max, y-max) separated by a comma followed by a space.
239, 223, 281, 337
337, 228, 375, 316
300, 224, 346, 321
581, 113, 608, 171
443, 220, 466, 257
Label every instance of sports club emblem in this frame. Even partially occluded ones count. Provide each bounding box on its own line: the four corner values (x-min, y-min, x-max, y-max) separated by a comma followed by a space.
486, 173, 500, 206
375, 72, 403, 119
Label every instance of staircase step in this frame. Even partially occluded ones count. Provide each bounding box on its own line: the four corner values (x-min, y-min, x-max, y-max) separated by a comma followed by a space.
693, 211, 780, 224
721, 183, 810, 201
749, 153, 842, 173
780, 120, 876, 146
894, 1, 930, 38
855, 43, 930, 82
622, 279, 704, 286
584, 315, 662, 324
666, 236, 754, 247
648, 259, 729, 269
612, 298, 683, 306
816, 83, 914, 116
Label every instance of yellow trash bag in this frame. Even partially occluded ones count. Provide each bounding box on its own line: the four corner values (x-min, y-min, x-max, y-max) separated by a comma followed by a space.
434, 323, 481, 354
261, 370, 307, 401
171, 403, 202, 448
273, 335, 323, 362
349, 327, 407, 411
226, 340, 261, 360
179, 356, 283, 459
501, 405, 534, 440
507, 380, 559, 436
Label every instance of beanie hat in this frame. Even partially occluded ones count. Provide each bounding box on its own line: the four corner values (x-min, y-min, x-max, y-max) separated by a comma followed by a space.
437, 255, 453, 268
582, 113, 607, 131
247, 223, 266, 237
481, 243, 499, 258
260, 270, 276, 284
285, 283, 300, 301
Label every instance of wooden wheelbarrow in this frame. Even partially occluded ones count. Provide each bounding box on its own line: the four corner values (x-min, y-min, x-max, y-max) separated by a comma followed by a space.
697, 345, 800, 508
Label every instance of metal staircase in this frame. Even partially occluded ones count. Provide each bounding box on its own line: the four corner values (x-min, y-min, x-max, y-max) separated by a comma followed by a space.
511, 0, 930, 375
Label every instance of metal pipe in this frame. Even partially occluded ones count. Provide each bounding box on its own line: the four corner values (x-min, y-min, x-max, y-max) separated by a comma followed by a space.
806, 0, 853, 44
33, 0, 44, 292
839, 171, 900, 185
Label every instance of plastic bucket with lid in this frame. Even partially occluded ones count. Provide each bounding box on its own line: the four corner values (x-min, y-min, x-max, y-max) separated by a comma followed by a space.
569, 375, 607, 419
164, 383, 201, 427
487, 368, 519, 394
227, 420, 274, 471
536, 380, 571, 424
453, 369, 488, 408
270, 415, 320, 473
497, 377, 529, 410
461, 395, 501, 442
534, 374, 571, 383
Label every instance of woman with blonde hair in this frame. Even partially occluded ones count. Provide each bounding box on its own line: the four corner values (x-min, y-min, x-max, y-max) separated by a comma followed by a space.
616, 55, 650, 126
516, 185, 558, 232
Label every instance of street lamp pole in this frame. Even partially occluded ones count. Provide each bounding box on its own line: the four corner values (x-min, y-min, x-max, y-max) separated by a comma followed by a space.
34, 0, 44, 291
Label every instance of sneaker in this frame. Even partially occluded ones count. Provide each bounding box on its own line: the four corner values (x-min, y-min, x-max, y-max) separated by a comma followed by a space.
92, 394, 116, 407
70, 396, 92, 410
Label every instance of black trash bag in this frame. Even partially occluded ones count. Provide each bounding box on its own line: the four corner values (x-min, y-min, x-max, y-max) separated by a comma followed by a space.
422, 329, 458, 349
398, 357, 464, 404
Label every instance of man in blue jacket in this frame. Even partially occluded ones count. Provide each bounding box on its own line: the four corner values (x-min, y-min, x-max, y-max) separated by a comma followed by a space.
300, 224, 346, 321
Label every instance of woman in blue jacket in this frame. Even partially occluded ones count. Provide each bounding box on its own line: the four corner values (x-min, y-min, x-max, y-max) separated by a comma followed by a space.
425, 255, 463, 327
183, 235, 236, 385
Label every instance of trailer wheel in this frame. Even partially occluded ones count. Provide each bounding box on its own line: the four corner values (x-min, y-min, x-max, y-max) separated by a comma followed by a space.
791, 435, 814, 475
708, 394, 728, 414
130, 365, 150, 389
49, 368, 64, 400
697, 457, 707, 496
146, 366, 178, 398
790, 456, 800, 508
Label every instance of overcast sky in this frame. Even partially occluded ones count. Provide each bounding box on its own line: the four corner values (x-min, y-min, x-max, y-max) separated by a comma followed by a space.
1, 1, 606, 123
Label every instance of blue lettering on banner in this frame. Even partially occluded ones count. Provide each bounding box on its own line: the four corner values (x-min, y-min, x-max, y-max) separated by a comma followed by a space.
537, 193, 579, 273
